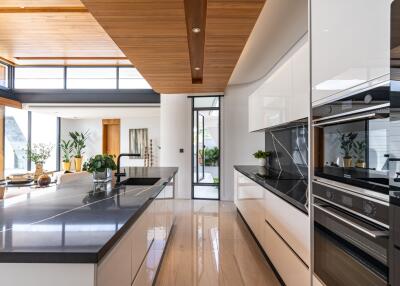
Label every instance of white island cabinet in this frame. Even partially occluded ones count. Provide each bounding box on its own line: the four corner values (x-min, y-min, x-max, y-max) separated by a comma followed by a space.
0, 169, 177, 286
234, 169, 310, 286
311, 0, 390, 105
249, 36, 309, 132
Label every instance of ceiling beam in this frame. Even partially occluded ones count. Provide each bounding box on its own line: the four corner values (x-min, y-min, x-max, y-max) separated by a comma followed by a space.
0, 7, 88, 13
184, 0, 207, 84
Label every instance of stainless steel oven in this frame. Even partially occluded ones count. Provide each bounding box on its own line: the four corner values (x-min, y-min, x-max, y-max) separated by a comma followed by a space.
313, 181, 389, 286
312, 83, 390, 200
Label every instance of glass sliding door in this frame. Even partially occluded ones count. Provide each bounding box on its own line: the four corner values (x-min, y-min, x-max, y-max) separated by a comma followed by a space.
192, 96, 221, 200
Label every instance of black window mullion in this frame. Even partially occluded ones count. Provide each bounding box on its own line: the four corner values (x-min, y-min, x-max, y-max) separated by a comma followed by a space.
27, 111, 32, 171
56, 117, 61, 171
64, 66, 67, 89
116, 67, 120, 89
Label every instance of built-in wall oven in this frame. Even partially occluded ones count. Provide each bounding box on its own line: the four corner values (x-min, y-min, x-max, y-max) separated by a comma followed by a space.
312, 84, 390, 285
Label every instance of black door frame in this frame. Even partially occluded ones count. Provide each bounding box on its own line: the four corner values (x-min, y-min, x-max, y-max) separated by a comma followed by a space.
190, 96, 221, 200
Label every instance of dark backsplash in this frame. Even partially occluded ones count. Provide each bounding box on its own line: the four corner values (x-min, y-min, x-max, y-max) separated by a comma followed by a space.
265, 120, 308, 178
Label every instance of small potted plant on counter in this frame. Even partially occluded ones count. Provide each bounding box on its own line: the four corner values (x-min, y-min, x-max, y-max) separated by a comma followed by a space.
70, 130, 89, 172
83, 154, 117, 182
253, 150, 272, 167
338, 131, 357, 168
60, 139, 73, 171
26, 143, 53, 180
354, 140, 366, 168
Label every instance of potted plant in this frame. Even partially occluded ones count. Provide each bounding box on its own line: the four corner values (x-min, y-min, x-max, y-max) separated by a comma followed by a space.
70, 130, 89, 172
253, 150, 272, 167
354, 140, 367, 168
60, 139, 73, 171
26, 143, 53, 180
83, 154, 117, 182
338, 131, 357, 168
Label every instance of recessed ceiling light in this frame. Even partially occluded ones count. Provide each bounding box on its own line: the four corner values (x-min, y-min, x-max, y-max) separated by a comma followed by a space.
192, 27, 201, 33
194, 67, 201, 71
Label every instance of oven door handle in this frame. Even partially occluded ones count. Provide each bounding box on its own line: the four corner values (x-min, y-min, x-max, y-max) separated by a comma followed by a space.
313, 204, 389, 238
312, 112, 386, 127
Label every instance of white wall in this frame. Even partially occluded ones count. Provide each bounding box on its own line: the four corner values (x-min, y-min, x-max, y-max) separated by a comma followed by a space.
60, 118, 103, 164
221, 86, 265, 201
120, 116, 160, 167
60, 114, 160, 170
159, 94, 192, 199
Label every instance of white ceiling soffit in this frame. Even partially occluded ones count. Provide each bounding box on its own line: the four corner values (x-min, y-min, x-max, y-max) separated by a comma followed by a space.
23, 104, 160, 119
228, 0, 308, 86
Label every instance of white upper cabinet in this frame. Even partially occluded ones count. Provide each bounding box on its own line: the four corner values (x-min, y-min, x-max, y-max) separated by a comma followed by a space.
249, 37, 310, 132
311, 0, 390, 105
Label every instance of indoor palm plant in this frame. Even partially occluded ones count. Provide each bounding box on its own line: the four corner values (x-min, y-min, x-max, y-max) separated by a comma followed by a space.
253, 150, 272, 166
83, 154, 117, 182
338, 131, 358, 168
60, 139, 74, 171
70, 130, 89, 172
354, 140, 367, 168
26, 143, 53, 179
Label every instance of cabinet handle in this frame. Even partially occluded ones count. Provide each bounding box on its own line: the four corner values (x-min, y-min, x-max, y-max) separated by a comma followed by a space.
313, 203, 389, 238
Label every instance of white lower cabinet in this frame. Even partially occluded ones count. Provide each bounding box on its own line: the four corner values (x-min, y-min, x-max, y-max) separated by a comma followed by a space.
234, 170, 310, 286
263, 220, 310, 286
96, 183, 174, 286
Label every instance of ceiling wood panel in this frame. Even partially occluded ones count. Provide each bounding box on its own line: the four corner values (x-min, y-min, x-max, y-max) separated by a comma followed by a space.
0, 1, 131, 66
81, 0, 265, 93
0, 0, 84, 7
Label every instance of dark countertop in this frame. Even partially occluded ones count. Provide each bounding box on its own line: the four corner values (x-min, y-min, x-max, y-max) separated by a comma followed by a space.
0, 167, 178, 264
234, 165, 308, 214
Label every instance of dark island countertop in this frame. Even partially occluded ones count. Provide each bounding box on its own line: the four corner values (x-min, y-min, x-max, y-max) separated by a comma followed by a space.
0, 167, 178, 264
234, 165, 308, 214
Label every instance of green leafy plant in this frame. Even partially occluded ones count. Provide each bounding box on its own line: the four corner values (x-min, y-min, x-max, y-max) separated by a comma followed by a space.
337, 131, 358, 159
204, 147, 219, 166
83, 154, 117, 173
60, 139, 74, 163
25, 143, 53, 165
69, 130, 90, 158
354, 140, 366, 163
253, 150, 272, 159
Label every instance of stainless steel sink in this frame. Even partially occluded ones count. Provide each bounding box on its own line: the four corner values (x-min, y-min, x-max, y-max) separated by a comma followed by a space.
119, 177, 161, 186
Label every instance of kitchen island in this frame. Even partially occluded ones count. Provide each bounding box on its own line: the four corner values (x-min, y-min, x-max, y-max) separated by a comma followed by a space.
0, 167, 178, 286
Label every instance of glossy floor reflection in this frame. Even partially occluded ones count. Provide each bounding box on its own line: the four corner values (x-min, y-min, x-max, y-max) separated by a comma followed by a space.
155, 200, 281, 286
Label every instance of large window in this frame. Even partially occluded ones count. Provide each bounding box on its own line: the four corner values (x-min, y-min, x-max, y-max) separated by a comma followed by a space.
14, 67, 64, 89
119, 68, 151, 89
4, 107, 59, 176
5, 107, 29, 175
0, 63, 8, 88
67, 67, 117, 89
31, 112, 58, 171
13, 66, 152, 90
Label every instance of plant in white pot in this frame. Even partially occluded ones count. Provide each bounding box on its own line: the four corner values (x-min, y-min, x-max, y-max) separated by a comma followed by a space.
83, 154, 117, 182
253, 150, 272, 167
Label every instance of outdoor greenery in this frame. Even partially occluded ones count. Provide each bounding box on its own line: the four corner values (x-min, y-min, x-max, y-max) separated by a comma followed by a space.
253, 150, 272, 159
83, 154, 117, 173
60, 139, 74, 163
204, 147, 219, 166
69, 130, 90, 158
26, 143, 54, 165
337, 131, 358, 159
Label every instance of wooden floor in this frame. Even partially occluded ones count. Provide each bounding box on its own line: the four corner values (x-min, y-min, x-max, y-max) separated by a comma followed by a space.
155, 200, 281, 286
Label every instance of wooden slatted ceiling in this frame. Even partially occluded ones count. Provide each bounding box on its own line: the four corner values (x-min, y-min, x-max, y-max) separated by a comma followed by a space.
81, 0, 266, 94
0, 1, 131, 66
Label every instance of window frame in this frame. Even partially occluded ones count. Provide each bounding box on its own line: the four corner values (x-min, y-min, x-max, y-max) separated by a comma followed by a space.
4, 107, 61, 174
12, 66, 152, 91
